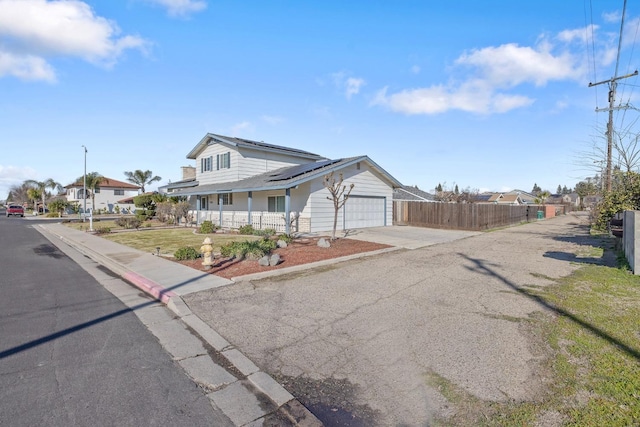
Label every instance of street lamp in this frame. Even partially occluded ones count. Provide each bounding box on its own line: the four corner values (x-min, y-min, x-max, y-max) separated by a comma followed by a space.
82, 145, 87, 221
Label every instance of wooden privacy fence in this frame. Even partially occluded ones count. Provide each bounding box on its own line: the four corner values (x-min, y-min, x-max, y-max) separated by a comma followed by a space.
393, 201, 553, 231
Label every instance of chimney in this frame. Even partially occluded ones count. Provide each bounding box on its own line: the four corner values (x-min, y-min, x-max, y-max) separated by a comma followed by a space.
181, 166, 196, 180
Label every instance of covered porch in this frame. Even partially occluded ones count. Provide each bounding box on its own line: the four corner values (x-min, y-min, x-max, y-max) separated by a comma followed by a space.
189, 187, 310, 234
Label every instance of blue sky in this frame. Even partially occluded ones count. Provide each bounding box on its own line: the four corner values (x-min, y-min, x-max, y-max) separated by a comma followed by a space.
2, 0, 640, 199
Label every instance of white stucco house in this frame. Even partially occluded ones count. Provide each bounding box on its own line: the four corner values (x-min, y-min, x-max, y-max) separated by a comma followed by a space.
161, 133, 402, 234
65, 177, 140, 214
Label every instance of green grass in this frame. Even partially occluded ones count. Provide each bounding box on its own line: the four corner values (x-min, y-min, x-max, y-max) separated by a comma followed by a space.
100, 228, 259, 256
63, 219, 263, 255
429, 259, 640, 426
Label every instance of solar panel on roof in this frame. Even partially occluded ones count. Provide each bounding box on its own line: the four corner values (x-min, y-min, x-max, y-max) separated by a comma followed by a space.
268, 159, 341, 181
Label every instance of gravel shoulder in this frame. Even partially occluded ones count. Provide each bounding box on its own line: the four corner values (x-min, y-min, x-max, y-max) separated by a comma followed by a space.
184, 212, 613, 426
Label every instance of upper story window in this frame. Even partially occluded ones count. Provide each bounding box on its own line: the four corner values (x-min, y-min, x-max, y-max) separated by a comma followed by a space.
217, 152, 231, 169
94, 187, 100, 193
201, 156, 213, 172
114, 189, 124, 196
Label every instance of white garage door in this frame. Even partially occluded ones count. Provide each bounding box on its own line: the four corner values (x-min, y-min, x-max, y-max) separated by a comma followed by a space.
344, 196, 386, 229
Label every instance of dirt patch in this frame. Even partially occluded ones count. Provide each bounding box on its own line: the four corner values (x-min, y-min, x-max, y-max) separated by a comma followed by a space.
171, 237, 391, 279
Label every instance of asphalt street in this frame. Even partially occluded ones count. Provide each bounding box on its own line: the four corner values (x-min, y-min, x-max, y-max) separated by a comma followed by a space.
0, 214, 232, 426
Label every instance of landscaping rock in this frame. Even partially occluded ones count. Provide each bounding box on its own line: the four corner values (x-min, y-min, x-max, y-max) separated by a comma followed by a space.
277, 239, 288, 248
269, 254, 282, 266
258, 255, 270, 266
317, 238, 331, 248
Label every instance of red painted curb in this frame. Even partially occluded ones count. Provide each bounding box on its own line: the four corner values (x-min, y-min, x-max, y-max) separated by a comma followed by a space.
123, 271, 177, 304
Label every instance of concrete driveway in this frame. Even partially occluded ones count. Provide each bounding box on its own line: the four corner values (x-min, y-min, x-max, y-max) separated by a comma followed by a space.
344, 225, 480, 249
184, 213, 609, 426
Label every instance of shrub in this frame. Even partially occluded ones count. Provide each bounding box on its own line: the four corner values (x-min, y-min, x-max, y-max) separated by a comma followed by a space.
174, 246, 200, 260
115, 217, 142, 229
254, 228, 276, 237
135, 210, 151, 221
238, 224, 255, 235
238, 225, 276, 237
48, 199, 68, 214
220, 238, 276, 259
94, 226, 111, 234
200, 220, 217, 234
279, 233, 294, 243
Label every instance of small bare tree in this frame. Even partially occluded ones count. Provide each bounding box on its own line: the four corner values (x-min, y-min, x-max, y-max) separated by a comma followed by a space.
323, 172, 354, 240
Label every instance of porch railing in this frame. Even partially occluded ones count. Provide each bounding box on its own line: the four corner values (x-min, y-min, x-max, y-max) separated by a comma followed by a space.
191, 210, 304, 233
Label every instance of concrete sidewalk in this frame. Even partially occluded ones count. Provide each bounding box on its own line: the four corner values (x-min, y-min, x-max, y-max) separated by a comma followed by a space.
36, 223, 322, 427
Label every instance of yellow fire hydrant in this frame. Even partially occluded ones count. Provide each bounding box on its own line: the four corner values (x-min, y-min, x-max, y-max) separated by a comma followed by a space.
200, 237, 214, 270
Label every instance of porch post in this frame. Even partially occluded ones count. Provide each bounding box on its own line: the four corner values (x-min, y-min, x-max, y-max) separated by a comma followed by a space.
285, 188, 291, 235
247, 191, 253, 225
218, 194, 223, 228
196, 195, 201, 225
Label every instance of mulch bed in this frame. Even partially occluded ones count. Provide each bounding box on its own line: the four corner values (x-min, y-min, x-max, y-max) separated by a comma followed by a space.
172, 237, 391, 279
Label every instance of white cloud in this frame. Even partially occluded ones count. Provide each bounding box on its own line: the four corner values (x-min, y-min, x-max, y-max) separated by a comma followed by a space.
144, 0, 207, 17
0, 51, 56, 81
345, 77, 365, 99
331, 71, 366, 99
372, 31, 585, 115
603, 10, 621, 24
371, 82, 534, 115
0, 165, 37, 200
0, 0, 148, 81
410, 65, 421, 74
455, 42, 580, 87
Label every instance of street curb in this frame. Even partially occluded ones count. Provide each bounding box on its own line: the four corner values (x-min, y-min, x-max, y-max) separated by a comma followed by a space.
124, 271, 177, 304
230, 246, 401, 282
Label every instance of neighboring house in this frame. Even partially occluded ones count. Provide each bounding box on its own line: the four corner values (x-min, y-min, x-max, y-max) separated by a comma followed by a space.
65, 177, 140, 213
505, 190, 537, 204
547, 193, 580, 207
485, 193, 524, 205
393, 185, 435, 202
165, 133, 402, 233
159, 166, 197, 194
475, 193, 493, 203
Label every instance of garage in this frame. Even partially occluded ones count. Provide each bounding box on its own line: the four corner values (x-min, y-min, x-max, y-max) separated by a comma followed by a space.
344, 196, 386, 229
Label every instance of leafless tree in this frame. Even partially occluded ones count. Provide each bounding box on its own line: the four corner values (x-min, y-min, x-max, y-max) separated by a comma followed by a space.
323, 172, 354, 240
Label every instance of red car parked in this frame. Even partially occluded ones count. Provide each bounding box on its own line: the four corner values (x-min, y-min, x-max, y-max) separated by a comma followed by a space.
6, 205, 25, 217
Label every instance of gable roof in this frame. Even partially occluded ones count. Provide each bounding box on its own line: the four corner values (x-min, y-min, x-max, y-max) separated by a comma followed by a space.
393, 185, 434, 201
186, 133, 325, 161
65, 177, 140, 190
486, 193, 522, 204
170, 156, 401, 196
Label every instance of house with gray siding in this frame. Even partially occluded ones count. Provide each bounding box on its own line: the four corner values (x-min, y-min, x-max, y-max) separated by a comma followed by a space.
164, 133, 401, 234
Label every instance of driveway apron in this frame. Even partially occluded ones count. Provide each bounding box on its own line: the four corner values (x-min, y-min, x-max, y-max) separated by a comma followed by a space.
184, 213, 609, 426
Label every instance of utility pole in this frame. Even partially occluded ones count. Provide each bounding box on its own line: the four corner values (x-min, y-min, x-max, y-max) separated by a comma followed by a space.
589, 71, 637, 192
82, 145, 87, 221
588, 0, 637, 192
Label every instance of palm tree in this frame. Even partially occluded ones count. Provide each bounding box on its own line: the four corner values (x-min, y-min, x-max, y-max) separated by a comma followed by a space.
26, 187, 41, 213
75, 172, 103, 212
534, 190, 551, 205
25, 178, 63, 214
123, 170, 161, 193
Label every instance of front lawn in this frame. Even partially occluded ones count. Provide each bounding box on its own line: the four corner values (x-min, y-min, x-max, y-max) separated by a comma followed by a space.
101, 228, 260, 256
